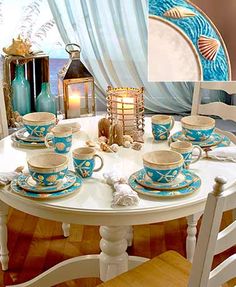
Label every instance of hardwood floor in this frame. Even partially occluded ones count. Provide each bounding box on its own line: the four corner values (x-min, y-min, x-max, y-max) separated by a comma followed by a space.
0, 208, 235, 286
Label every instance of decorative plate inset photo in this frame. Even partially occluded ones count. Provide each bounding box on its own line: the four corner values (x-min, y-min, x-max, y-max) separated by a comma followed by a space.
148, 0, 231, 81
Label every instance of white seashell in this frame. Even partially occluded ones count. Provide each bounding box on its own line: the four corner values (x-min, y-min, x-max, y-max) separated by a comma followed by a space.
123, 135, 133, 143
110, 143, 119, 152
164, 6, 195, 19
86, 140, 96, 147
123, 141, 131, 148
198, 35, 220, 61
100, 142, 113, 152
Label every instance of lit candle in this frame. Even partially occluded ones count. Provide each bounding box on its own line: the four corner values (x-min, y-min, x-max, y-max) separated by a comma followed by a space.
117, 96, 135, 132
68, 91, 81, 118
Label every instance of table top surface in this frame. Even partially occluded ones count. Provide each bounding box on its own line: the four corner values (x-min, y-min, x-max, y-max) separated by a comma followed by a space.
0, 116, 235, 225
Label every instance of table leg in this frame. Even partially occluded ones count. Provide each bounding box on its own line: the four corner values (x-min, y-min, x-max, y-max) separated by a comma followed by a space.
62, 223, 70, 237
99, 226, 129, 282
0, 200, 9, 271
186, 212, 202, 262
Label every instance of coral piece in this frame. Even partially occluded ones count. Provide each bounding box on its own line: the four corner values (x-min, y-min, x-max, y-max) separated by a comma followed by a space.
110, 143, 119, 152
198, 36, 220, 61
132, 142, 142, 151
100, 142, 113, 153
123, 141, 131, 148
132, 131, 144, 143
164, 6, 195, 19
109, 123, 123, 146
3, 35, 32, 57
98, 118, 110, 138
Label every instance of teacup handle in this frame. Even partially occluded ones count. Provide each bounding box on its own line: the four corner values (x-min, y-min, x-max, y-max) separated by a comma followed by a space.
170, 116, 175, 130
45, 133, 54, 148
191, 146, 202, 164
93, 154, 104, 172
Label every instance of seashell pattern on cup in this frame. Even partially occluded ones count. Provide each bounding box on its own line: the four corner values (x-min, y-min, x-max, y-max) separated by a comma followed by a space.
198, 35, 220, 61
25, 124, 55, 137
182, 126, 214, 142
144, 166, 182, 183
73, 159, 95, 178
152, 123, 171, 140
164, 6, 196, 19
54, 135, 72, 153
29, 168, 68, 186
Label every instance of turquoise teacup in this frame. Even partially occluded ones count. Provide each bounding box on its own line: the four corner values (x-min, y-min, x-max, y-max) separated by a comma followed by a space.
143, 150, 184, 183
181, 115, 215, 142
170, 141, 202, 169
23, 112, 56, 138
27, 153, 69, 186
151, 115, 174, 141
45, 126, 72, 154
72, 147, 104, 178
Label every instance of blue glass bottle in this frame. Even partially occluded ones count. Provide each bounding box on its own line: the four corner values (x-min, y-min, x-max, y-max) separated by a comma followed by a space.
36, 82, 57, 115
11, 64, 31, 115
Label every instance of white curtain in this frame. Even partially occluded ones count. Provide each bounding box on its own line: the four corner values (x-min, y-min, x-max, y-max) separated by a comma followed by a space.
48, 0, 226, 113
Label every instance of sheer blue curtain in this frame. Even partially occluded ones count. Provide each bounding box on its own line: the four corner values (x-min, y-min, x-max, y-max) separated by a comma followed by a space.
48, 0, 227, 113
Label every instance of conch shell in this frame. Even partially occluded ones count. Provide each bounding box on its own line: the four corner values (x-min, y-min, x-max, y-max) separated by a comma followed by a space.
198, 35, 220, 61
3, 35, 32, 57
164, 7, 195, 19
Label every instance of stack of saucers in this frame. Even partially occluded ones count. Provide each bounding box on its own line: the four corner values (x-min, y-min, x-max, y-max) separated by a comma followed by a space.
12, 128, 46, 148
129, 150, 201, 198
11, 153, 82, 199
11, 112, 56, 148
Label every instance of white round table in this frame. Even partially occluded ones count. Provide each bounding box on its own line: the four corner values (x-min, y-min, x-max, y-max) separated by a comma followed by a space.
0, 116, 235, 286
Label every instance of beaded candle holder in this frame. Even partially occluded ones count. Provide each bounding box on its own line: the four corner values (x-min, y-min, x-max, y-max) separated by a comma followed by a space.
106, 86, 144, 137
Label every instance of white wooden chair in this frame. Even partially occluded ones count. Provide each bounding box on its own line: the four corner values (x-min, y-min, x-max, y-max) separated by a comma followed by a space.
98, 176, 236, 287
191, 82, 236, 144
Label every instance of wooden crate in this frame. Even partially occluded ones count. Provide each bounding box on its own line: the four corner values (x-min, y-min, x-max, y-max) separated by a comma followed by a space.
2, 53, 49, 127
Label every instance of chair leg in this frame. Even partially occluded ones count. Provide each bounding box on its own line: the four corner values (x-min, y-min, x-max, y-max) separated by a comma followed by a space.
62, 223, 70, 237
186, 212, 202, 262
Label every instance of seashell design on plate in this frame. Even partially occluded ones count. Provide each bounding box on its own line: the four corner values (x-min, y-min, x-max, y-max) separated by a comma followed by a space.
198, 36, 220, 61
163, 6, 196, 19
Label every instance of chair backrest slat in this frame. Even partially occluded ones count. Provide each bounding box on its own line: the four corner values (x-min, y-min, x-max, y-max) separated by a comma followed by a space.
215, 221, 236, 254
199, 102, 236, 121
199, 82, 236, 94
208, 255, 236, 287
191, 82, 236, 144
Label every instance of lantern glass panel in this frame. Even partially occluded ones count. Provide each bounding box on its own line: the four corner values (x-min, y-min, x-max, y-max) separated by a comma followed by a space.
65, 80, 95, 119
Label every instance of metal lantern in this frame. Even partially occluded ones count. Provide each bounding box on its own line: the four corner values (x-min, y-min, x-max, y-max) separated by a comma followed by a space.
106, 86, 144, 136
58, 44, 95, 119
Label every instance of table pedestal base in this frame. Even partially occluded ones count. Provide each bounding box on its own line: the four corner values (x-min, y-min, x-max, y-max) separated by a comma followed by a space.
5, 255, 148, 287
